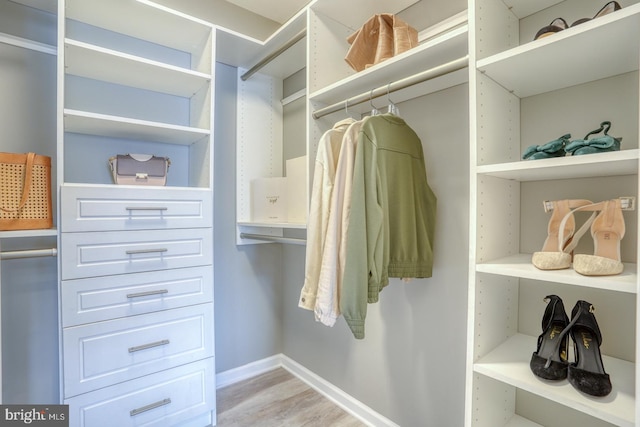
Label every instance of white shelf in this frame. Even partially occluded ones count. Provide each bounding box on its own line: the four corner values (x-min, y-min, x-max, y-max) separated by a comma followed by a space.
310, 0, 419, 31
8, 0, 56, 14
237, 221, 306, 230
64, 39, 211, 97
64, 0, 212, 55
504, 415, 542, 427
474, 334, 636, 427
0, 229, 57, 239
477, 149, 639, 182
216, 9, 307, 78
0, 31, 56, 55
309, 24, 468, 107
477, 4, 640, 98
477, 254, 637, 294
501, 0, 563, 20
64, 109, 210, 145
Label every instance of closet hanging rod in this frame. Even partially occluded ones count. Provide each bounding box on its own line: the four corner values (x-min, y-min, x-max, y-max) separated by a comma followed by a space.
0, 248, 58, 260
312, 55, 469, 119
239, 233, 306, 246
241, 29, 306, 81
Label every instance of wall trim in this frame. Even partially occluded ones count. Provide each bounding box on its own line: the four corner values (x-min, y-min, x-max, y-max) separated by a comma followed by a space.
215, 354, 282, 389
216, 354, 400, 427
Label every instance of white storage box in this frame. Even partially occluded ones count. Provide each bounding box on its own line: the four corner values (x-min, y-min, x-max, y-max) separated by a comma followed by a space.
251, 177, 287, 223
286, 155, 307, 224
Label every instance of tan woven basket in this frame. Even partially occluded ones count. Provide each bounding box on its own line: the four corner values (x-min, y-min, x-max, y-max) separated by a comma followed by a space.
0, 152, 52, 231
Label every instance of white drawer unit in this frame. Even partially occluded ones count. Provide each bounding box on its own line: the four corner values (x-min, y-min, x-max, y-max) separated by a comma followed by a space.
60, 228, 213, 280
61, 266, 213, 327
61, 185, 212, 232
65, 358, 215, 427
63, 303, 214, 397
56, 0, 217, 424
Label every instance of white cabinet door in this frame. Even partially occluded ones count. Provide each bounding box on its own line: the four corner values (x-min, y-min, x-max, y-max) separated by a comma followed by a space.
63, 303, 213, 397
60, 228, 213, 279
61, 266, 213, 327
61, 185, 212, 232
64, 358, 215, 427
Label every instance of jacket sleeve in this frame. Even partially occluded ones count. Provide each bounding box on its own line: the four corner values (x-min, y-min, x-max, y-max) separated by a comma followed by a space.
340, 130, 383, 339
299, 156, 327, 310
315, 122, 359, 326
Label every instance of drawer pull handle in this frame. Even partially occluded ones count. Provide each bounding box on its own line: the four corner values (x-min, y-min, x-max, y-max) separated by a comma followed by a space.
128, 339, 170, 353
130, 398, 171, 417
126, 207, 169, 211
126, 248, 168, 255
126, 289, 169, 299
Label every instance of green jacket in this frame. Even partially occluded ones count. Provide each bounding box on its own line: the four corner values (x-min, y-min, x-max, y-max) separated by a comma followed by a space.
341, 114, 436, 339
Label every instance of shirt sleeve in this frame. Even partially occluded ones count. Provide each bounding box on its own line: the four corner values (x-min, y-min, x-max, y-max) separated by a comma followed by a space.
340, 128, 383, 339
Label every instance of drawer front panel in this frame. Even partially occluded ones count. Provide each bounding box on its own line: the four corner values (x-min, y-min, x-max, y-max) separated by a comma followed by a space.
61, 185, 212, 232
63, 304, 213, 397
61, 228, 213, 279
61, 266, 213, 327
65, 358, 215, 427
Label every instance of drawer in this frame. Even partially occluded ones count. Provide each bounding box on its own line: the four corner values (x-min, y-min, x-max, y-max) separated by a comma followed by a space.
65, 358, 215, 427
63, 303, 214, 397
60, 228, 213, 280
61, 184, 212, 232
61, 266, 213, 327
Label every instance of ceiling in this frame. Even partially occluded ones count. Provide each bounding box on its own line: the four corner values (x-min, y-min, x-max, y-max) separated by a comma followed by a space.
224, 0, 310, 23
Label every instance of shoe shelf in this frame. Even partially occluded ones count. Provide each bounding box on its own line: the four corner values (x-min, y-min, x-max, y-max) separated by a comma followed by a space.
473, 333, 636, 427
476, 149, 639, 181
477, 254, 637, 294
468, 1, 640, 426
477, 2, 640, 98
503, 415, 542, 427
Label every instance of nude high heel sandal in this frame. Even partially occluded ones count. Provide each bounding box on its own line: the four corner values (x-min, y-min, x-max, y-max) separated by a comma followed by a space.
568, 197, 635, 276
532, 199, 593, 270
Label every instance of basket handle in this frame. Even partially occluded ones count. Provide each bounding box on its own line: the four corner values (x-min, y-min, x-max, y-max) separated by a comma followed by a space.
0, 152, 36, 213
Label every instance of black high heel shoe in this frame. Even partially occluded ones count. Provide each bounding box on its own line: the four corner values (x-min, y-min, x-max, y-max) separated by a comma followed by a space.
530, 295, 569, 380
534, 17, 568, 40
571, 1, 622, 27
566, 300, 612, 396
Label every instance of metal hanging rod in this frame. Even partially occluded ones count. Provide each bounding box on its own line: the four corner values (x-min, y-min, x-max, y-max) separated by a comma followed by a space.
240, 29, 307, 81
312, 55, 469, 119
240, 233, 306, 246
0, 248, 58, 260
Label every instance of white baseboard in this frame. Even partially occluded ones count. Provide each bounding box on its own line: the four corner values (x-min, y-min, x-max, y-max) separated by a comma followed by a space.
215, 354, 282, 389
216, 354, 399, 427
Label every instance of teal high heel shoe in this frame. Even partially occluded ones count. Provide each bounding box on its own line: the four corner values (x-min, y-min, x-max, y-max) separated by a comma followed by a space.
565, 121, 621, 156
522, 134, 570, 160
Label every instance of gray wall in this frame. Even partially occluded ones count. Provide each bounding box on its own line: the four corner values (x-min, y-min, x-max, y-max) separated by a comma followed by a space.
0, 0, 59, 404
213, 63, 284, 372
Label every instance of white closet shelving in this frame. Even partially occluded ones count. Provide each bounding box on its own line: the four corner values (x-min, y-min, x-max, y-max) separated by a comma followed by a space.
466, 0, 639, 426
233, 0, 470, 245
57, 0, 216, 425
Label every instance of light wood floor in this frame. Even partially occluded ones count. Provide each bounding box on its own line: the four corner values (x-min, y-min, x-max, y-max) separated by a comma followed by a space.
216, 368, 367, 427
